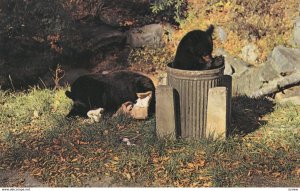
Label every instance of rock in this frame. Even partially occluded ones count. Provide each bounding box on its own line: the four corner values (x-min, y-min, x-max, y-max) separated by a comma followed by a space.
258, 60, 280, 82
78, 24, 126, 53
206, 87, 228, 140
217, 26, 227, 43
292, 17, 300, 47
99, 8, 129, 27
214, 48, 233, 75
271, 46, 300, 75
0, 44, 55, 89
240, 43, 259, 64
275, 85, 300, 100
227, 56, 251, 76
0, 23, 126, 89
215, 48, 251, 76
156, 85, 176, 140
250, 72, 300, 98
224, 62, 234, 75
274, 84, 300, 105
127, 24, 164, 48
276, 96, 300, 105
232, 67, 264, 96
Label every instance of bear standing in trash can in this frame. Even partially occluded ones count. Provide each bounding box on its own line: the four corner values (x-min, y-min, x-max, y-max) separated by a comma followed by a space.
172, 25, 224, 70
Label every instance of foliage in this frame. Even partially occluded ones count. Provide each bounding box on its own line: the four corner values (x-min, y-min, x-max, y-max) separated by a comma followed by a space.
0, 0, 71, 52
166, 0, 299, 64
128, 47, 173, 72
0, 0, 74, 88
150, 0, 188, 23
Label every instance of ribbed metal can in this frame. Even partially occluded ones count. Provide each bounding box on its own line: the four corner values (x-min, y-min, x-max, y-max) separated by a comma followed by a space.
167, 64, 228, 139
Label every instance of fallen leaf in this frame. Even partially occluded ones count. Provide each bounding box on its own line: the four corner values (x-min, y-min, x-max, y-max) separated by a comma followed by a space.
53, 138, 60, 145
272, 172, 281, 178
71, 158, 78, 162
203, 181, 213, 187
198, 159, 206, 167
125, 173, 131, 180
32, 158, 38, 163
187, 163, 195, 168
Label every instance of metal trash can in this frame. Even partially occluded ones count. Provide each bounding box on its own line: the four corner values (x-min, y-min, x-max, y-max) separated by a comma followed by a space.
167, 63, 230, 139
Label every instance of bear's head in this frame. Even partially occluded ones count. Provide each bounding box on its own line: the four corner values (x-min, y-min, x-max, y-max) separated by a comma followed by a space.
65, 90, 91, 117
191, 25, 214, 68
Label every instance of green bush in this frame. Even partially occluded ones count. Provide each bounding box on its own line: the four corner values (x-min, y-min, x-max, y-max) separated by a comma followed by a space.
150, 0, 187, 22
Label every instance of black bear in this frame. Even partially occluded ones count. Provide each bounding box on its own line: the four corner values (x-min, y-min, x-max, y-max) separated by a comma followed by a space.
65, 70, 155, 117
172, 25, 224, 70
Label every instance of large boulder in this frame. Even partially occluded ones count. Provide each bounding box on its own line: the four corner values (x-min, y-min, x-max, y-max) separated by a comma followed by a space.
271, 46, 300, 75
239, 43, 259, 64
127, 24, 164, 48
292, 17, 300, 47
0, 39, 56, 89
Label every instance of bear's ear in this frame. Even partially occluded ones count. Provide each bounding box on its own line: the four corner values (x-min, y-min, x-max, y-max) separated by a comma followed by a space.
65, 91, 74, 100
206, 25, 214, 36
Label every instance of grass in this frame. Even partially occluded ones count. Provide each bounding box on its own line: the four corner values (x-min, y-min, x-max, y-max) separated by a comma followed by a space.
0, 88, 299, 187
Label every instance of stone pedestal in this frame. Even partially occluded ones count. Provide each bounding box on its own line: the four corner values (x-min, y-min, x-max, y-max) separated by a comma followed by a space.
155, 85, 177, 139
206, 87, 228, 140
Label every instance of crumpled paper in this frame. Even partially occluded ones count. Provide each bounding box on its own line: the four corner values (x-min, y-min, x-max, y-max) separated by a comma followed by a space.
113, 91, 153, 119
87, 108, 104, 122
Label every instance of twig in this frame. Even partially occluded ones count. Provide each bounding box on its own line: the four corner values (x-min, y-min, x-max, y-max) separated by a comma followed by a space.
38, 77, 47, 89
8, 75, 15, 92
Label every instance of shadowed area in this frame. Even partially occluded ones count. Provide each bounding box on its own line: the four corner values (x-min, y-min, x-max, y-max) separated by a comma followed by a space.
230, 95, 275, 136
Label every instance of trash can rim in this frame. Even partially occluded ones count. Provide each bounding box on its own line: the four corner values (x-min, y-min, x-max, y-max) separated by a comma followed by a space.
167, 63, 225, 77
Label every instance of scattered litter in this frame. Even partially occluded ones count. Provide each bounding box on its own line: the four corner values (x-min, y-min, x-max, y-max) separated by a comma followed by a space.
122, 138, 136, 146
87, 108, 104, 123
113, 91, 153, 120
131, 91, 152, 119
113, 101, 134, 117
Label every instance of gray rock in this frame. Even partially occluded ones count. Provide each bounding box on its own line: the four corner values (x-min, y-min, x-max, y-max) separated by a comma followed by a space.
292, 17, 300, 47
275, 85, 300, 100
217, 26, 227, 43
0, 49, 55, 89
79, 24, 125, 52
226, 55, 251, 76
258, 60, 280, 82
232, 67, 264, 96
276, 96, 300, 105
0, 23, 126, 89
127, 24, 164, 48
224, 62, 234, 75
271, 46, 300, 75
250, 72, 300, 98
215, 48, 249, 76
240, 43, 259, 64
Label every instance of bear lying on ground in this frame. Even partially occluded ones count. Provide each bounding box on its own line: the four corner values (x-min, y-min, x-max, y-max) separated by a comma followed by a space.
172, 25, 224, 70
65, 70, 155, 117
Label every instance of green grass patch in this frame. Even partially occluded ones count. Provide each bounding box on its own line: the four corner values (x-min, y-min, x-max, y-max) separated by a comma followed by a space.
0, 89, 299, 187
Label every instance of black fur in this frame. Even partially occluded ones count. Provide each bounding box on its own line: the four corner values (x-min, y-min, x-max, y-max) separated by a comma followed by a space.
65, 70, 155, 117
172, 25, 223, 70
